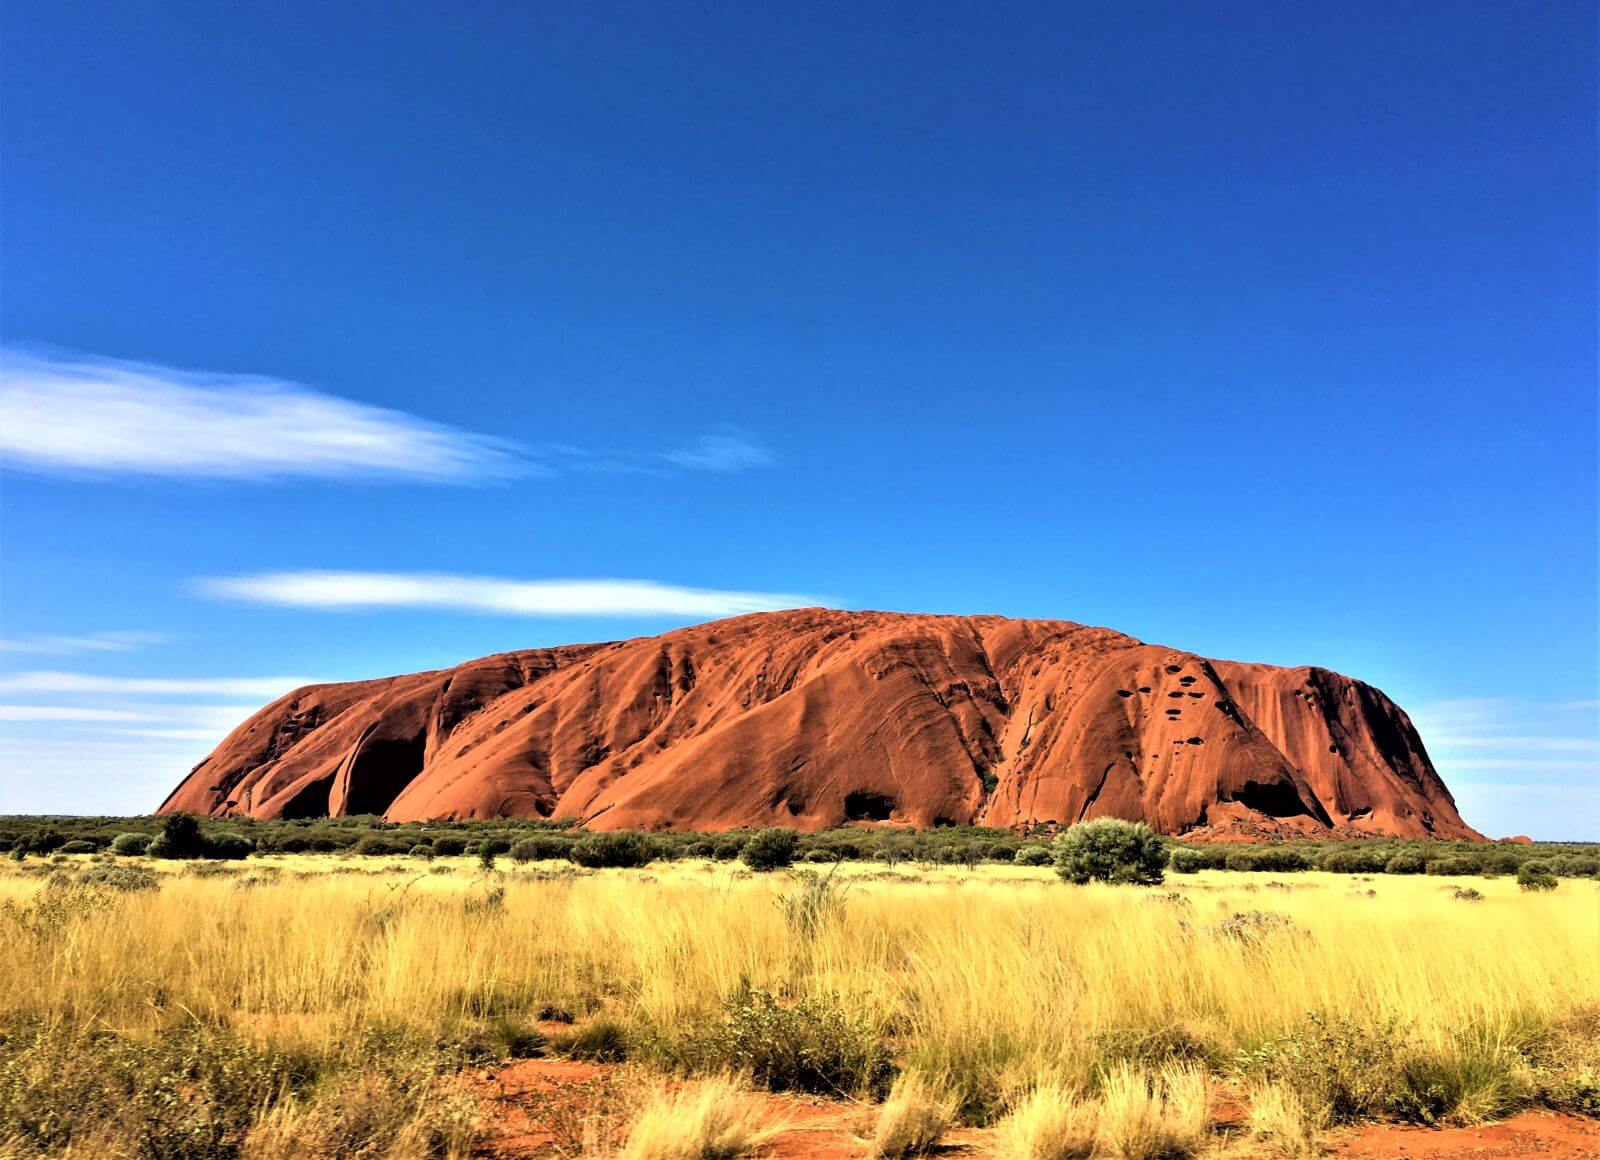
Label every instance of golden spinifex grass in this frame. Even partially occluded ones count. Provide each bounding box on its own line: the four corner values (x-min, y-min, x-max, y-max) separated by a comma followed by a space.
1, 857, 1596, 1154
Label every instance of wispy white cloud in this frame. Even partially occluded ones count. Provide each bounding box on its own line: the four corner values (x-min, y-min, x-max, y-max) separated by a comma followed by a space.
0, 705, 148, 722
0, 630, 170, 656
194, 571, 828, 618
0, 347, 528, 482
0, 347, 776, 484
662, 432, 774, 472
0, 671, 316, 698
1411, 697, 1599, 758
539, 430, 776, 476
1410, 696, 1600, 837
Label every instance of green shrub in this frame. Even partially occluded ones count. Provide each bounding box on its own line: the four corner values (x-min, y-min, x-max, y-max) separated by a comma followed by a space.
1053, 819, 1166, 886
986, 844, 1015, 863
509, 835, 571, 863
148, 814, 208, 860
682, 984, 892, 1097
0, 1023, 320, 1156
740, 829, 799, 872
409, 844, 435, 860
57, 840, 97, 855
1517, 861, 1558, 892
1319, 846, 1390, 874
1550, 854, 1600, 878
431, 837, 466, 857
1167, 847, 1208, 874
1013, 845, 1053, 867
352, 835, 405, 856
684, 841, 716, 859
1481, 851, 1523, 876
1249, 846, 1311, 873
1384, 852, 1425, 875
802, 848, 840, 863
109, 832, 151, 856
1386, 1047, 1523, 1125
209, 833, 253, 860
1234, 1012, 1397, 1124
27, 830, 65, 854
712, 834, 749, 860
570, 831, 658, 869
1425, 855, 1480, 877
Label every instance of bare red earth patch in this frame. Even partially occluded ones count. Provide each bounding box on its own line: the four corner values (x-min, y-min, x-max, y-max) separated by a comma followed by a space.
468, 1059, 1599, 1157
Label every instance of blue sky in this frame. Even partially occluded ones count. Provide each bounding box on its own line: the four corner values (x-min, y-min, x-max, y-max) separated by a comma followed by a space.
1, 1, 1594, 836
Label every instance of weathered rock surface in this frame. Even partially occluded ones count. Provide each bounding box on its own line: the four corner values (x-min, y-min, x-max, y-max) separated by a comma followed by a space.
159, 609, 1479, 839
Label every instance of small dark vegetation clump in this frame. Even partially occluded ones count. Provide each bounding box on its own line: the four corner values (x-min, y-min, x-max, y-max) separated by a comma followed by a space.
1385, 1047, 1524, 1126
71, 863, 162, 894
547, 1016, 631, 1062
148, 814, 210, 860
1013, 844, 1053, 867
739, 828, 799, 872
676, 983, 892, 1097
146, 814, 254, 861
1209, 910, 1302, 945
0, 1022, 320, 1158
1233, 1013, 1400, 1124
1053, 819, 1166, 885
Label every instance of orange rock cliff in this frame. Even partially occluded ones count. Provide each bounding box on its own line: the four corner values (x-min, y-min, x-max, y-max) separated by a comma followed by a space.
159, 609, 1479, 839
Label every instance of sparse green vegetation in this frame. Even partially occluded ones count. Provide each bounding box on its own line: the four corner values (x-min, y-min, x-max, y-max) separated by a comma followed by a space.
0, 835, 1592, 1155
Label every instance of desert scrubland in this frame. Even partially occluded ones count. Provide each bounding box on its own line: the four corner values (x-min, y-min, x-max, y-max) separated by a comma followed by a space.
1, 849, 1596, 1158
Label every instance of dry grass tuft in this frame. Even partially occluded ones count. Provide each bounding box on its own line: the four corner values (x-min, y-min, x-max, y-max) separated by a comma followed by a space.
618, 1074, 777, 1160
991, 1081, 1097, 1159
242, 1072, 476, 1160
1096, 1063, 1211, 1160
867, 1071, 958, 1158
1246, 1080, 1328, 1157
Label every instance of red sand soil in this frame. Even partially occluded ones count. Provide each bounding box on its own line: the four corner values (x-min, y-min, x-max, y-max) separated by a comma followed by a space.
162, 608, 1476, 840
468, 1059, 1598, 1158
1325, 1112, 1600, 1158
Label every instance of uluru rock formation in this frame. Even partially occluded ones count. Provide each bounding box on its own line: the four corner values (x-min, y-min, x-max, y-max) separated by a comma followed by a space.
159, 609, 1480, 839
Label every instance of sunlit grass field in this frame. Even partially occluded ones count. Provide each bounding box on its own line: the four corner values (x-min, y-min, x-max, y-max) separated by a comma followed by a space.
2, 854, 1596, 1157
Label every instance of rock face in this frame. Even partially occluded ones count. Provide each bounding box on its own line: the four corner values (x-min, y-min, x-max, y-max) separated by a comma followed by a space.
159, 609, 1479, 839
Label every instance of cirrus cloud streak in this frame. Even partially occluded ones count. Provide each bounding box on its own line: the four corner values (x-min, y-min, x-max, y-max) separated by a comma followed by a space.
0, 347, 531, 482
195, 571, 829, 618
